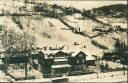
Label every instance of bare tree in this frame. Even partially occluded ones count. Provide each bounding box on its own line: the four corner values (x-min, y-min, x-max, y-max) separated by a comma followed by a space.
0, 25, 36, 76
0, 25, 35, 54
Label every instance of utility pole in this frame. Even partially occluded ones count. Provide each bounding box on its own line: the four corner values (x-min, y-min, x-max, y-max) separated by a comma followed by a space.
123, 60, 125, 75
25, 40, 27, 79
96, 56, 100, 78
24, 7, 30, 79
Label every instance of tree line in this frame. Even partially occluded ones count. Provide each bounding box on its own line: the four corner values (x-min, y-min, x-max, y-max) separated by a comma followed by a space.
0, 25, 36, 57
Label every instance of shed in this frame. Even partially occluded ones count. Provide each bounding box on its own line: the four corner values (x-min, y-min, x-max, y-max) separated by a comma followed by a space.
86, 55, 96, 66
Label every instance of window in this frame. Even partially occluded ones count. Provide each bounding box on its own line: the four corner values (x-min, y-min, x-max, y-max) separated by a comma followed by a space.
54, 62, 56, 65
81, 66, 83, 69
82, 59, 85, 63
59, 62, 61, 65
56, 55, 58, 57
77, 60, 79, 64
80, 54, 82, 57
62, 61, 64, 64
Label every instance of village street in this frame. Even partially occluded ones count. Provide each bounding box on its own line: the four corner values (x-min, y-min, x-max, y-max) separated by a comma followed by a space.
0, 71, 126, 82
17, 71, 127, 82
69, 71, 127, 82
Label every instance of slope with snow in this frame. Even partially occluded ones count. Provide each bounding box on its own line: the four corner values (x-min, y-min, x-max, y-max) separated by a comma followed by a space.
0, 0, 127, 57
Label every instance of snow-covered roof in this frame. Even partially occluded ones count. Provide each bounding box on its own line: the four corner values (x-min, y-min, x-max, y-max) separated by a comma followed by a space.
37, 50, 57, 59
51, 64, 71, 68
42, 50, 60, 55
71, 50, 88, 57
54, 58, 68, 62
86, 55, 96, 60
71, 51, 81, 57
39, 50, 71, 59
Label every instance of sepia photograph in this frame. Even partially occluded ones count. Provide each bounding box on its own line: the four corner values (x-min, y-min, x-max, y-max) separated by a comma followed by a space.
0, 0, 127, 82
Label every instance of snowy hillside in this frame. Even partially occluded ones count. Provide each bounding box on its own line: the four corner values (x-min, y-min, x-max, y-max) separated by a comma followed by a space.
0, 0, 127, 56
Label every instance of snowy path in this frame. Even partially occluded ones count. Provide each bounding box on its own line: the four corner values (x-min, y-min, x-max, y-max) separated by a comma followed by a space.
0, 71, 127, 82
15, 71, 128, 82
69, 71, 127, 82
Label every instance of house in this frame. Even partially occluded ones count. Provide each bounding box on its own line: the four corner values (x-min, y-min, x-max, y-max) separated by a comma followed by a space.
1, 53, 29, 71
38, 50, 55, 78
68, 51, 87, 71
1, 51, 44, 71
38, 50, 96, 77
68, 50, 96, 75
1, 53, 29, 64
41, 58, 54, 78
51, 51, 71, 77
29, 51, 44, 70
39, 50, 71, 78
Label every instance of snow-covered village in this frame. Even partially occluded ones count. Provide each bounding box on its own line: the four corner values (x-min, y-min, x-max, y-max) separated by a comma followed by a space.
0, 0, 127, 82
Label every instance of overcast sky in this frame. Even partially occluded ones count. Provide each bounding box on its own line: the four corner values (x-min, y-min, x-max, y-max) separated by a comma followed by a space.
44, 1, 127, 10
0, 0, 127, 10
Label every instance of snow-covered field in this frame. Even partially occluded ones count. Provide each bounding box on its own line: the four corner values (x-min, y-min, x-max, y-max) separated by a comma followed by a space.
69, 71, 127, 82
0, 71, 127, 82
0, 0, 127, 55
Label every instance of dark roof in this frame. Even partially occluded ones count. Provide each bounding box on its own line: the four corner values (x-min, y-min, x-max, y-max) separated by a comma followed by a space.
72, 51, 87, 57
54, 51, 69, 55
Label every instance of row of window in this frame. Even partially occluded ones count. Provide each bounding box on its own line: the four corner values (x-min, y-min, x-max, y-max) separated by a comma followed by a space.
76, 59, 85, 64
54, 61, 68, 65
54, 54, 68, 58
53, 68, 69, 73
